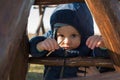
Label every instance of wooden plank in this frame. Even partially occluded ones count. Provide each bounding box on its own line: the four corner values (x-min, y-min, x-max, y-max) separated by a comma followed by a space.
34, 0, 84, 5
9, 34, 30, 80
85, 0, 120, 71
0, 0, 33, 80
60, 71, 120, 80
29, 57, 113, 68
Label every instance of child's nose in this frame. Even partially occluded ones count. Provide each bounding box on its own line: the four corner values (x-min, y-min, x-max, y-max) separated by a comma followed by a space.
63, 37, 70, 44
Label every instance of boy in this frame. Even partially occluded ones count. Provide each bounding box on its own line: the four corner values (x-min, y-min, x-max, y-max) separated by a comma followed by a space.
30, 3, 111, 80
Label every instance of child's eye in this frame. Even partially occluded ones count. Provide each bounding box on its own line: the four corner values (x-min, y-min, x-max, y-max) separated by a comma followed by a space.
71, 34, 79, 38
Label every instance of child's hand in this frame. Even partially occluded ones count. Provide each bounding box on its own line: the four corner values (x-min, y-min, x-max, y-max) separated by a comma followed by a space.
86, 35, 104, 49
36, 38, 59, 51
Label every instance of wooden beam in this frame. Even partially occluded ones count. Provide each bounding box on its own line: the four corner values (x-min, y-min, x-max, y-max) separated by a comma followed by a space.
9, 33, 30, 80
34, 0, 84, 5
0, 0, 33, 80
85, 0, 120, 71
29, 57, 113, 68
60, 71, 120, 80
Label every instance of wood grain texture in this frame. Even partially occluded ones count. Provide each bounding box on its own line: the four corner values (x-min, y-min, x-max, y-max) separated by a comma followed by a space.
34, 0, 84, 5
85, 0, 120, 71
0, 0, 33, 80
60, 72, 120, 80
29, 57, 113, 68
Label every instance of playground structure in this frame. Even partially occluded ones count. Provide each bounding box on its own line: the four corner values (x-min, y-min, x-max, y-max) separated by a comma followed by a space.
0, 0, 120, 80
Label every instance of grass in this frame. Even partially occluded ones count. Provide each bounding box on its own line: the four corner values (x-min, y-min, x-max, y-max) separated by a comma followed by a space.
27, 34, 45, 80
26, 64, 44, 80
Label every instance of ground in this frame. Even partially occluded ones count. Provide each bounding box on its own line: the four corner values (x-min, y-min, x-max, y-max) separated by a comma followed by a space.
26, 64, 44, 80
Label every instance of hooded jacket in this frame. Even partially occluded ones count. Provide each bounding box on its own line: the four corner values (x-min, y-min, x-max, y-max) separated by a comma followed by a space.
29, 2, 111, 80
49, 2, 94, 57
30, 2, 94, 57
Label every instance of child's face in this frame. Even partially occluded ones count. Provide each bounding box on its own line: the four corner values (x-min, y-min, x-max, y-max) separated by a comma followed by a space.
57, 26, 81, 50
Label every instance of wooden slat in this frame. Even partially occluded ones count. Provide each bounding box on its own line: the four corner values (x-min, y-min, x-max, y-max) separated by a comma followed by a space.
29, 57, 113, 68
34, 0, 84, 5
60, 71, 120, 80
85, 0, 120, 71
0, 0, 33, 80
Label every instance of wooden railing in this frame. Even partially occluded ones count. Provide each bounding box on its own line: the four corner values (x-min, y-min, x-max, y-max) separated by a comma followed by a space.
60, 71, 120, 80
34, 0, 84, 5
29, 57, 113, 68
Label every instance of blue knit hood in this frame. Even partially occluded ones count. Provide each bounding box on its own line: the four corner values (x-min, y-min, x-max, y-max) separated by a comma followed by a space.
50, 3, 94, 56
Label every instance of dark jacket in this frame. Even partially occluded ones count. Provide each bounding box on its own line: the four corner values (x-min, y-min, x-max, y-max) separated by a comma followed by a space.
29, 2, 112, 80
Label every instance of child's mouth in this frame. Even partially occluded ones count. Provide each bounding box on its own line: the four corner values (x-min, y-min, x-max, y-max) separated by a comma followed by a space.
63, 47, 70, 50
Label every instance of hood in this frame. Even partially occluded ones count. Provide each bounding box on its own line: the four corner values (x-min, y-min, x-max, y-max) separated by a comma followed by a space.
50, 2, 94, 40
50, 3, 94, 56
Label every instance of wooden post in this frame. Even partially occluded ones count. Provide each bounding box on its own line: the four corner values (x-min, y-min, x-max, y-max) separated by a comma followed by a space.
35, 0, 84, 5
0, 0, 33, 80
9, 31, 30, 80
60, 72, 120, 80
36, 5, 45, 35
85, 0, 120, 71
29, 57, 113, 68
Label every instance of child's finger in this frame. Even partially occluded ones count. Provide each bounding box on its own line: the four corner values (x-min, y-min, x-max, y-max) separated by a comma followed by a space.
47, 38, 59, 50
41, 42, 51, 51
44, 38, 59, 51
86, 35, 102, 49
86, 36, 93, 46
86, 36, 96, 49
51, 39, 59, 49
90, 38, 101, 49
